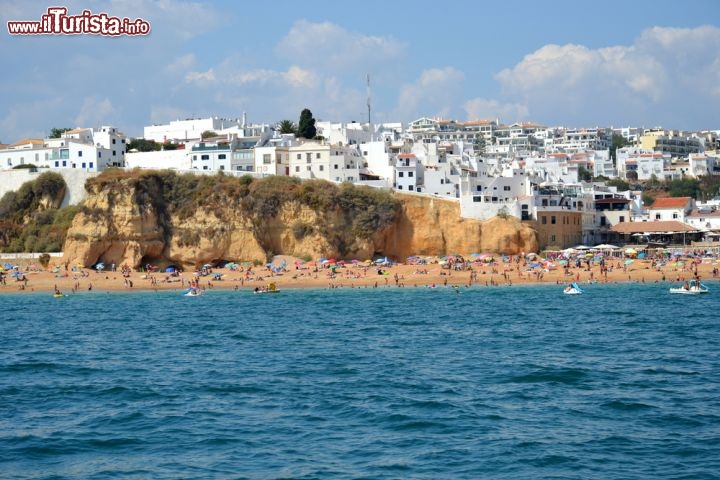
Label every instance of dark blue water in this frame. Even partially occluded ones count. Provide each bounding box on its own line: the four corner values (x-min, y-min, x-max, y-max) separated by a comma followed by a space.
1, 283, 719, 479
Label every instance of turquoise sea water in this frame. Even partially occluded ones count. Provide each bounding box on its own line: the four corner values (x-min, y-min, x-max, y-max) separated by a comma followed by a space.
1, 283, 719, 479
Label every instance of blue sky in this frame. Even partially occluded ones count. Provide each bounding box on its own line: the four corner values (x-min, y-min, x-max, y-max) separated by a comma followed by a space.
1, 0, 719, 141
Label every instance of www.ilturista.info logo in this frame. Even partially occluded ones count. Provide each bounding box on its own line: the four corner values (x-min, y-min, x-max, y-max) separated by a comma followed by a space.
7, 7, 150, 36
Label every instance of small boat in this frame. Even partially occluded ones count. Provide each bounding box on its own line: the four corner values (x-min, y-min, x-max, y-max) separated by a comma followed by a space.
669, 280, 709, 295
184, 287, 203, 297
254, 282, 280, 294
53, 292, 65, 298
563, 282, 584, 295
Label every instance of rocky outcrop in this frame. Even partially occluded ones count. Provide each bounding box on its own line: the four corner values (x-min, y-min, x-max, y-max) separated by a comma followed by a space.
379, 195, 538, 260
62, 181, 538, 269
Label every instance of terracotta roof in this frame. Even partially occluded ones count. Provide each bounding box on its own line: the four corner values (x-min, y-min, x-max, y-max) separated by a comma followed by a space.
610, 220, 698, 234
461, 120, 494, 125
8, 138, 44, 147
66, 128, 89, 134
650, 197, 691, 209
397, 153, 416, 159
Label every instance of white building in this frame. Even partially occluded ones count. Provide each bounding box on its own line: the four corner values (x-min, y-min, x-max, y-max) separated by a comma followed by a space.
646, 197, 695, 222
1, 126, 127, 172
394, 153, 423, 192
125, 147, 191, 170
616, 147, 671, 181
144, 117, 245, 142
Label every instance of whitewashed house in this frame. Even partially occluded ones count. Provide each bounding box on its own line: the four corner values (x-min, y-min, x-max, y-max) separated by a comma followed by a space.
646, 197, 695, 222
394, 153, 423, 192
0, 126, 127, 172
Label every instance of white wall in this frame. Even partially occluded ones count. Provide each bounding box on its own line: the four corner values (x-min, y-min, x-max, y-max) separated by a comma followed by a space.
0, 169, 97, 207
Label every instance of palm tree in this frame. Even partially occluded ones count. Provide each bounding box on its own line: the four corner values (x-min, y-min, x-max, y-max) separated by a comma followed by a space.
277, 120, 297, 135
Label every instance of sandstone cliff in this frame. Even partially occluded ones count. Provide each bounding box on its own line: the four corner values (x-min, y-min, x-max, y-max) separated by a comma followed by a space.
62, 174, 538, 269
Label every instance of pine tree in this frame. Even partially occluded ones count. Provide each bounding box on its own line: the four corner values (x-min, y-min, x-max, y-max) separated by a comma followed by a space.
297, 108, 317, 139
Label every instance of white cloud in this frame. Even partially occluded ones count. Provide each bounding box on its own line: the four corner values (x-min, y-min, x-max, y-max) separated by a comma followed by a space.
166, 53, 196, 73
74, 97, 115, 128
185, 68, 216, 84
394, 67, 465, 120
464, 98, 529, 123
493, 26, 720, 127
275, 20, 405, 71
187, 64, 318, 89
283, 66, 317, 88
149, 106, 189, 125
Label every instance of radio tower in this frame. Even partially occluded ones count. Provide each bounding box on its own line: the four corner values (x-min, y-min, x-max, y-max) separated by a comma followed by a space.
366, 74, 372, 141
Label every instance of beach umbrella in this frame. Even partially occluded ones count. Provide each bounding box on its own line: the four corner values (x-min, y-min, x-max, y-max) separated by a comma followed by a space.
624, 260, 634, 265
165, 266, 176, 273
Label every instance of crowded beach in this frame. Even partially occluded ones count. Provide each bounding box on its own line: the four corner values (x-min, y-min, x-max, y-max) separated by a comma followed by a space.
1, 246, 719, 295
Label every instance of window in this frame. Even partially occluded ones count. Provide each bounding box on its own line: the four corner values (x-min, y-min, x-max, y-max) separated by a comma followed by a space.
295, 166, 300, 172
316, 153, 320, 159
112, 138, 116, 144
334, 164, 339, 169
551, 216, 556, 224
619, 215, 625, 222
319, 165, 324, 171
78, 151, 83, 157
672, 213, 678, 219
306, 153, 312, 163
201, 154, 209, 160
408, 172, 414, 177
541, 216, 547, 225
409, 185, 414, 191
193, 155, 197, 160
297, 154, 301, 160
62, 161, 67, 167
81, 162, 86, 168
218, 154, 226, 160
98, 152, 101, 157
655, 214, 661, 220
89, 162, 94, 169
55, 161, 59, 167
306, 166, 311, 171
504, 186, 511, 191
398, 172, 404, 177
112, 151, 116, 156
263, 154, 271, 164
219, 165, 225, 170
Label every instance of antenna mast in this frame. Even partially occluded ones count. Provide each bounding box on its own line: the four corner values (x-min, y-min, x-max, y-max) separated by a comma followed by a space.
366, 74, 372, 140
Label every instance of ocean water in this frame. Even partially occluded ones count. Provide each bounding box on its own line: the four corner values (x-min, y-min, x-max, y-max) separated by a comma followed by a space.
1, 283, 719, 479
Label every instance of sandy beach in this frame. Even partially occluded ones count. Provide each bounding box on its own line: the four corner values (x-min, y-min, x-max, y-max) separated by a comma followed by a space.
2, 253, 718, 295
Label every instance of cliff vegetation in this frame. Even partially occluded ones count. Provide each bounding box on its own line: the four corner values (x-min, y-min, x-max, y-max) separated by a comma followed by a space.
0, 172, 76, 252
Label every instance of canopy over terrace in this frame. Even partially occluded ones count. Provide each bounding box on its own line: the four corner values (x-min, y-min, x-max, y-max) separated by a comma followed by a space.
609, 220, 700, 245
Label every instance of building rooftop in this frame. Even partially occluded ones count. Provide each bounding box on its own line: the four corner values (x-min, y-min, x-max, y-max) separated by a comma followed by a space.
650, 197, 692, 209
610, 220, 697, 234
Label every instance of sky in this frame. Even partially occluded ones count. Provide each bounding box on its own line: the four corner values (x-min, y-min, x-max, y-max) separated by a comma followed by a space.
1, 0, 719, 141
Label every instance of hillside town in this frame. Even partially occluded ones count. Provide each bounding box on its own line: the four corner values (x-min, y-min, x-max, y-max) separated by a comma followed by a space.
2, 115, 719, 251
